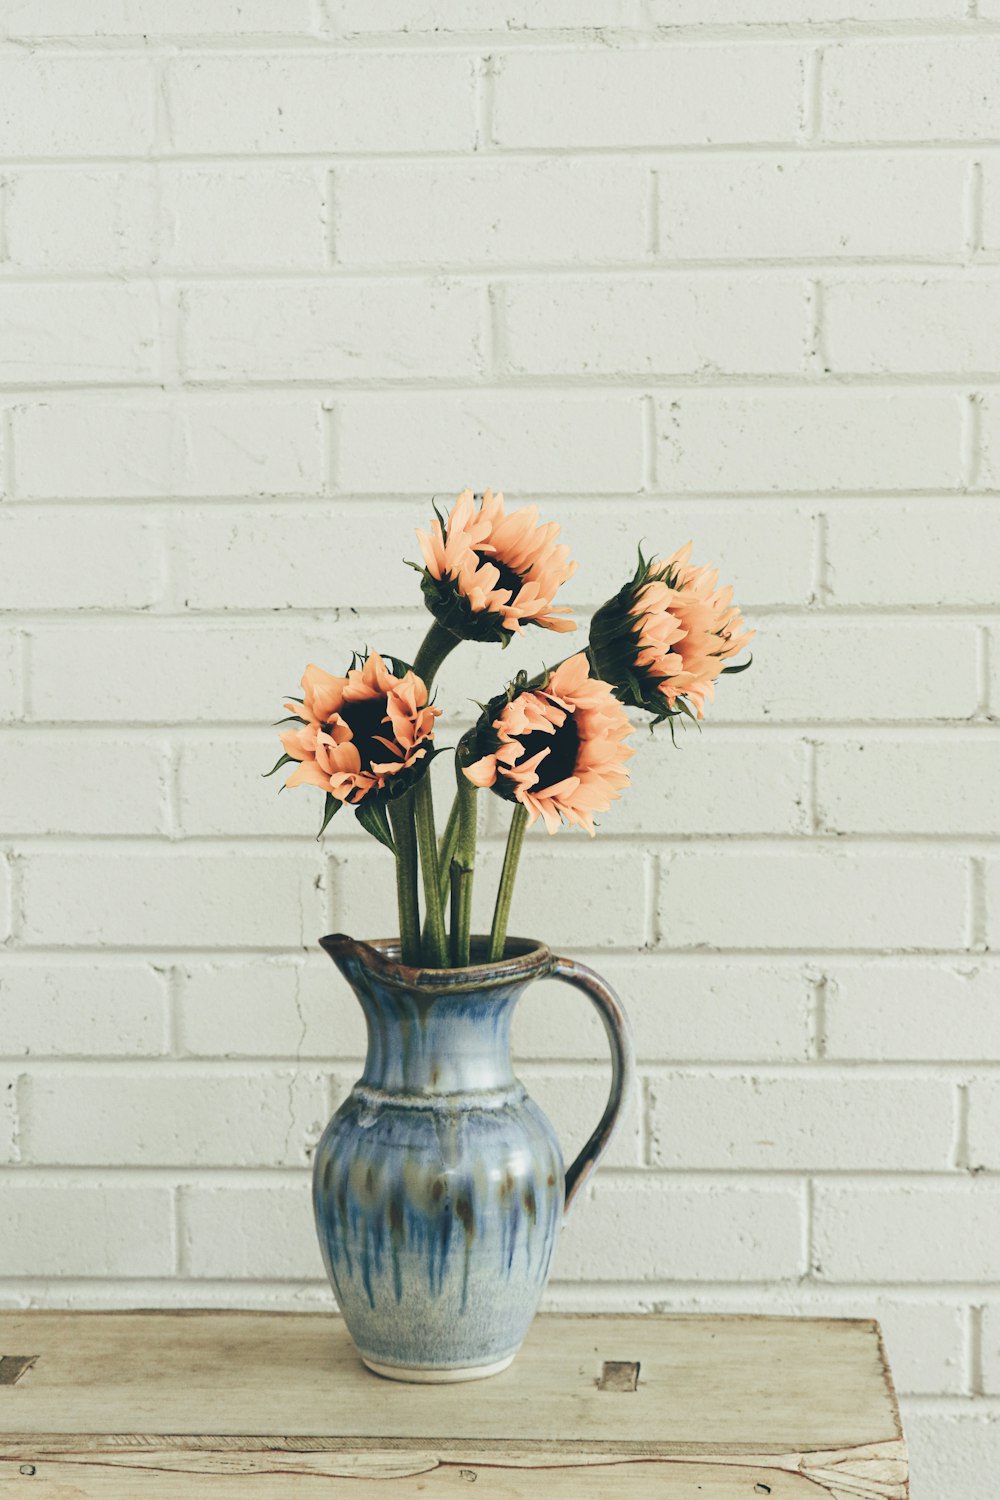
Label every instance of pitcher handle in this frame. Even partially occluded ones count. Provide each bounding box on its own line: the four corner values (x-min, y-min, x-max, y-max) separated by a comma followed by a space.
549, 956, 634, 1216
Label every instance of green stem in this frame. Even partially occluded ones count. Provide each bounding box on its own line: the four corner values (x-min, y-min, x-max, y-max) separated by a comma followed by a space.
488, 803, 528, 963
452, 760, 479, 967
414, 772, 447, 967
404, 618, 462, 967
412, 618, 460, 686
449, 857, 472, 967
436, 793, 461, 911
387, 793, 421, 966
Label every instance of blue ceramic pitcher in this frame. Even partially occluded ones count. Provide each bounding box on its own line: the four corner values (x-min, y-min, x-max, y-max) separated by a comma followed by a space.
313, 933, 633, 1383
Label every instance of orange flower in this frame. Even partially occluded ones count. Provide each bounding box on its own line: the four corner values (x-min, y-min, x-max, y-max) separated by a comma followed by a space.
416, 488, 577, 643
277, 651, 439, 808
589, 544, 753, 724
463, 653, 633, 835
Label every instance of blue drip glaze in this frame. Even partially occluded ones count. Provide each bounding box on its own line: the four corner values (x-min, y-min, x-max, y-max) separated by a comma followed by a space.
312, 937, 567, 1372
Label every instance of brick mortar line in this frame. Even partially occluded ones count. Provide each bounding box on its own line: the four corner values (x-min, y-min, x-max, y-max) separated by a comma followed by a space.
3, 26, 1000, 51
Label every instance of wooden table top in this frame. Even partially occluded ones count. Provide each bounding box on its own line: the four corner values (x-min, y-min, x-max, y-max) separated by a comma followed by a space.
0, 1310, 907, 1498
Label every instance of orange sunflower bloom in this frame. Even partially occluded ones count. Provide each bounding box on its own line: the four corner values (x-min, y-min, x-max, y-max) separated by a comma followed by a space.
463, 652, 634, 835
416, 488, 577, 644
275, 651, 439, 811
589, 545, 753, 724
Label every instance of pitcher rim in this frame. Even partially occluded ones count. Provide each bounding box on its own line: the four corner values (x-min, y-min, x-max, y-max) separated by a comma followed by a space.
320, 933, 555, 992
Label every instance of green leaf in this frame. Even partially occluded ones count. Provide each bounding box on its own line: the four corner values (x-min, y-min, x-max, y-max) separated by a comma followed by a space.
722, 653, 753, 676
355, 796, 396, 855
317, 793, 342, 840
273, 714, 307, 726
263, 752, 295, 778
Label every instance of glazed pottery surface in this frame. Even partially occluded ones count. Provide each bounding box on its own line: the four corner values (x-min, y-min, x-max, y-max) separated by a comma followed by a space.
312, 934, 632, 1382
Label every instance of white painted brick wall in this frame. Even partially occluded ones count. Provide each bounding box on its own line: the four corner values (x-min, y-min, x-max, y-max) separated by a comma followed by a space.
0, 8, 994, 1493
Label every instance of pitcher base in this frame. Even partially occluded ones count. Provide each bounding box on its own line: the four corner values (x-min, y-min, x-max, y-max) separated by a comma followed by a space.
362, 1352, 516, 1383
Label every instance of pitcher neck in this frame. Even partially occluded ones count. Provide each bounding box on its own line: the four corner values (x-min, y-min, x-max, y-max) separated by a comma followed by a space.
355, 985, 519, 1095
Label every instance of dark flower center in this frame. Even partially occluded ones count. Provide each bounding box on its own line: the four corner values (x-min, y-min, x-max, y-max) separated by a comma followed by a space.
328, 695, 397, 769
474, 550, 523, 598
515, 715, 580, 790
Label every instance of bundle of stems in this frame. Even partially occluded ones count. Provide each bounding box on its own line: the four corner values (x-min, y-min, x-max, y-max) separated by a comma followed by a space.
391, 620, 525, 970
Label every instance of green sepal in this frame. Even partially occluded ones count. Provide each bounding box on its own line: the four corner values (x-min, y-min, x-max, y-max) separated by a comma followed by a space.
316, 793, 342, 840
355, 795, 396, 854
419, 568, 512, 646
263, 752, 295, 778
273, 714, 307, 726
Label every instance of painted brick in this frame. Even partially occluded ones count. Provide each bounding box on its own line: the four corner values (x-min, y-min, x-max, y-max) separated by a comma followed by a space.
516, 961, 813, 1063
0, 284, 158, 386
501, 276, 808, 377
182, 1184, 323, 1280
178, 958, 368, 1060
822, 39, 1000, 142
178, 730, 330, 840
0, 1076, 17, 1163
12, 398, 325, 500
20, 853, 324, 949
823, 961, 1000, 1061
0, 1186, 174, 1276
4, 0, 319, 36
727, 619, 978, 724
658, 152, 965, 261
334, 160, 649, 268
615, 733, 807, 837
338, 394, 643, 494
0, 512, 162, 611
982, 155, 1000, 256
0, 55, 155, 156
557, 499, 814, 608
980, 1307, 1000, 1396
657, 391, 964, 493
0, 857, 10, 943
824, 274, 1000, 374
985, 862, 1000, 950
555, 1179, 805, 1281
968, 1079, 1000, 1172
649, 0, 964, 16
27, 619, 398, 724
176, 504, 448, 612
520, 1067, 644, 1170
333, 1, 643, 30
174, 498, 812, 613
21, 1070, 329, 1168
493, 46, 807, 148
4, 167, 158, 273
182, 281, 484, 383
162, 166, 327, 272
904, 1413, 1000, 1500
0, 634, 20, 723
974, 394, 1000, 491
657, 849, 969, 951
649, 1073, 956, 1170
817, 736, 1000, 835
166, 53, 475, 155
826, 500, 1000, 606
0, 963, 169, 1058
813, 1184, 1000, 1281
0, 734, 166, 836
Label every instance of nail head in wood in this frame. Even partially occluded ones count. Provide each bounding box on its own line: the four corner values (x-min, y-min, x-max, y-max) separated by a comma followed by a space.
598, 1359, 640, 1392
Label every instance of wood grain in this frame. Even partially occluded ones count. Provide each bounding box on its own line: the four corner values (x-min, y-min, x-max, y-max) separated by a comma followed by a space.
0, 1312, 908, 1498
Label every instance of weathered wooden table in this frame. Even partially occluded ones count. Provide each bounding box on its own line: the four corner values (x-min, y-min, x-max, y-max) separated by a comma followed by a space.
0, 1311, 907, 1497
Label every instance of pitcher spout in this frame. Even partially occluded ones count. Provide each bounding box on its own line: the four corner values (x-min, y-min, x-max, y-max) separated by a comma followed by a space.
319, 932, 381, 985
